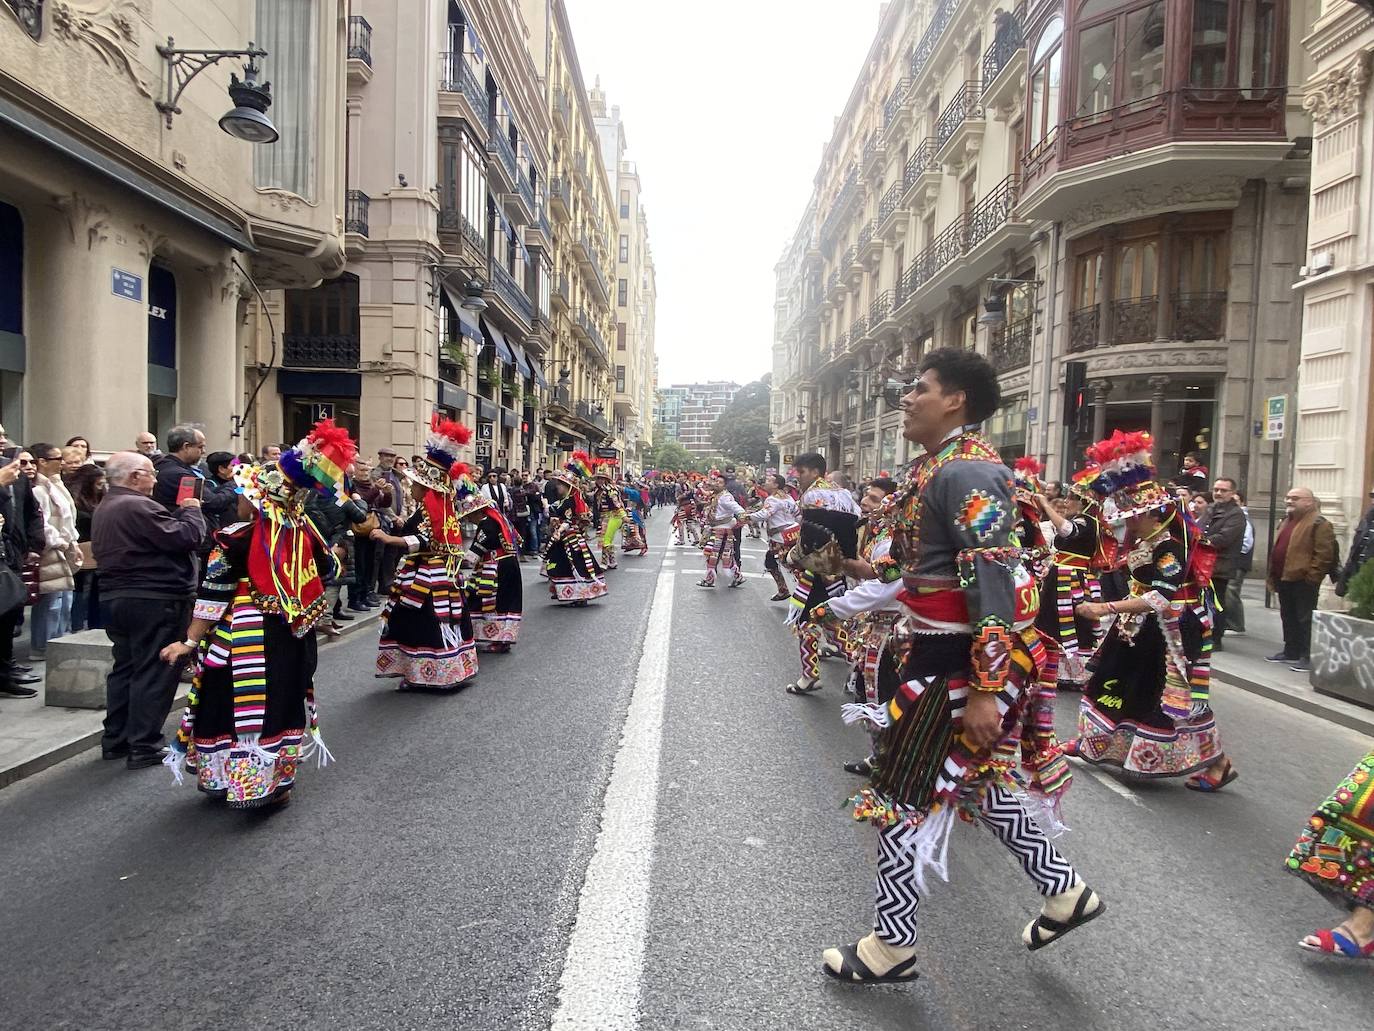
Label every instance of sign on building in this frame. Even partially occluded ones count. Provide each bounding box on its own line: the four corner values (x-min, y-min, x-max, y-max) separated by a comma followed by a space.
1265, 395, 1287, 441
111, 268, 142, 302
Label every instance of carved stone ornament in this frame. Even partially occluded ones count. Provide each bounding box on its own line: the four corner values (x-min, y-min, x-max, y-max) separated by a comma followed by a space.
2, 0, 44, 40
1304, 50, 1373, 126
1065, 177, 1244, 236
50, 191, 110, 250
1084, 346, 1228, 376
133, 222, 167, 262
256, 189, 315, 214
51, 0, 151, 98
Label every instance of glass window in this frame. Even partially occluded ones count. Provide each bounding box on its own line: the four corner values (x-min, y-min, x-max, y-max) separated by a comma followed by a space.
1191, 0, 1277, 93
1176, 232, 1229, 294
1123, 2, 1167, 106
254, 0, 317, 198
1190, 0, 1229, 88
0, 201, 21, 336
1030, 46, 1063, 144
619, 235, 629, 262
1077, 21, 1116, 120
1034, 16, 1064, 64
618, 279, 628, 306
617, 323, 627, 350
1115, 239, 1159, 298
620, 190, 630, 218
616, 365, 626, 392
1074, 251, 1103, 308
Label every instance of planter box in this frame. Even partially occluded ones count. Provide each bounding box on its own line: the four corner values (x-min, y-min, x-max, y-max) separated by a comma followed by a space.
1311, 610, 1374, 711
44, 629, 114, 709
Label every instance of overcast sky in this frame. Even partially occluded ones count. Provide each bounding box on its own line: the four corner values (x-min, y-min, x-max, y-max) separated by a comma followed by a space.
563, 0, 885, 388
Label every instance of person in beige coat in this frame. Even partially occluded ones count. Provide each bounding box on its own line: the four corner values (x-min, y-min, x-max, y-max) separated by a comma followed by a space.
27, 442, 81, 659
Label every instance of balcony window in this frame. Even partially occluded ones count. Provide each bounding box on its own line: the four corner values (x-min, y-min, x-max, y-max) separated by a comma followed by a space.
283, 274, 361, 368
253, 0, 317, 199
440, 127, 487, 249
1190, 0, 1276, 94
1028, 17, 1063, 147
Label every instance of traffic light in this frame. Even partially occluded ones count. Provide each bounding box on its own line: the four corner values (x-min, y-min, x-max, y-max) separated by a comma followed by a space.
1063, 360, 1089, 435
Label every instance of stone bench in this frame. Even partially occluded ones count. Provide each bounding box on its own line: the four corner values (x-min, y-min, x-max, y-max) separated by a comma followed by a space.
44, 629, 114, 710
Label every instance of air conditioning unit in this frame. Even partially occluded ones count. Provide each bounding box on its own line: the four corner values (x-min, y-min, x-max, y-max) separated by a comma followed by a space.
1310, 250, 1334, 275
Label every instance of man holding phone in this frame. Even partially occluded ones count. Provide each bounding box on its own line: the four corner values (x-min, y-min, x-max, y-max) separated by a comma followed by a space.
151, 426, 207, 515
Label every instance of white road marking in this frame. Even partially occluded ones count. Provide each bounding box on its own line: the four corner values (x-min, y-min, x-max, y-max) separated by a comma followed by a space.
551, 562, 675, 1031
1078, 764, 1149, 809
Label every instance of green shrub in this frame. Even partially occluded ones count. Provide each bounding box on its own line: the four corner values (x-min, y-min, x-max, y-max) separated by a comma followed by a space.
1347, 557, 1374, 620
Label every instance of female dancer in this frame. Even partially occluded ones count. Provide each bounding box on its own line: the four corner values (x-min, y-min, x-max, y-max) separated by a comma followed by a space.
158, 420, 357, 809
545, 452, 608, 605
458, 468, 523, 652
1066, 431, 1235, 790
747, 471, 800, 600
371, 416, 480, 692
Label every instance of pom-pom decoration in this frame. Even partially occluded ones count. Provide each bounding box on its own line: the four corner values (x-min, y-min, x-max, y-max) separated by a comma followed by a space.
280, 418, 359, 503
1013, 456, 1044, 490
423, 413, 473, 475
566, 450, 593, 480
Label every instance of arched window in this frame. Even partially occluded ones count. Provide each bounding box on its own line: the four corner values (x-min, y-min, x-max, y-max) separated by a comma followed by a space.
1028, 17, 1064, 146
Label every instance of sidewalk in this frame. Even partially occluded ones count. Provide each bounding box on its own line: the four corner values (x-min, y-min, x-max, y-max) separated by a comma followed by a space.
1210, 580, 1374, 734
0, 608, 381, 791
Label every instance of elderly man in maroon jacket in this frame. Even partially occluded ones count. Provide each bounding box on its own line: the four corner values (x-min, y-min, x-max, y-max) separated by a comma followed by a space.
92, 450, 204, 770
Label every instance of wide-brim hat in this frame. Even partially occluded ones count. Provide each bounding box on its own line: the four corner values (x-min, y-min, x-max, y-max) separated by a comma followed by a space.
404, 456, 453, 495
1107, 480, 1176, 524
234, 460, 307, 517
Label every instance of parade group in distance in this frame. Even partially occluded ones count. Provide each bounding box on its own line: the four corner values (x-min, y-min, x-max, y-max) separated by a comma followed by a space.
151, 348, 1373, 971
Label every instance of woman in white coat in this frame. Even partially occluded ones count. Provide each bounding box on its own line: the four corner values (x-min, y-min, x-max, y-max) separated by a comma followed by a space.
27, 443, 81, 659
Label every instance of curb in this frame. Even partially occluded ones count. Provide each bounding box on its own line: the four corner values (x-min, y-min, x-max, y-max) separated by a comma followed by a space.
0, 609, 381, 792
1210, 664, 1374, 736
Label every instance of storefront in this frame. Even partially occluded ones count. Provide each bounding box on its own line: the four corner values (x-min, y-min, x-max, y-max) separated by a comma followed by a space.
277, 371, 362, 445
0, 199, 24, 440
146, 263, 178, 442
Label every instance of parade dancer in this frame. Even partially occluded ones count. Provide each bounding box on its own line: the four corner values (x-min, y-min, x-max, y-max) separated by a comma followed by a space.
591, 461, 624, 570
1021, 470, 1108, 694
676, 475, 703, 546
458, 469, 523, 653
812, 477, 905, 777
371, 416, 480, 693
158, 419, 357, 809
621, 477, 649, 555
697, 471, 745, 588
1286, 747, 1374, 957
1064, 431, 1236, 790
822, 349, 1103, 983
784, 453, 860, 694
545, 452, 608, 605
747, 472, 801, 601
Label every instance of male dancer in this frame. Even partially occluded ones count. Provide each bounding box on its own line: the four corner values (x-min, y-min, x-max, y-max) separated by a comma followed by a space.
590, 462, 624, 570
784, 453, 860, 694
747, 472, 801, 600
819, 348, 1103, 982
697, 471, 745, 588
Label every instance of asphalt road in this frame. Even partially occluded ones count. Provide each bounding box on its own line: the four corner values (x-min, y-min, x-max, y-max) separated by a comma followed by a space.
0, 509, 1368, 1031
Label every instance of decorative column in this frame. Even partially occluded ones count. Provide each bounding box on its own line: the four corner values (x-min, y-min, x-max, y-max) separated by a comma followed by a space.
1097, 226, 1119, 348
1155, 217, 1177, 342
1090, 378, 1113, 441
1148, 375, 1171, 445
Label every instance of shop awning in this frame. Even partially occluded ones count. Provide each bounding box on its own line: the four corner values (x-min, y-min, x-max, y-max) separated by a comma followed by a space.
437, 380, 468, 411
507, 339, 530, 380
440, 285, 484, 345
476, 396, 498, 421
480, 318, 514, 365
529, 357, 548, 390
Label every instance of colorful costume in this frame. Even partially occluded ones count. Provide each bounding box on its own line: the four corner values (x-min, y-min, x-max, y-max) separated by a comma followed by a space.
1286, 749, 1374, 912
836, 428, 1087, 949
165, 420, 356, 808
698, 485, 745, 587
457, 471, 523, 651
375, 417, 480, 691
591, 463, 625, 570
1071, 432, 1223, 778
785, 477, 860, 688
748, 490, 801, 597
673, 480, 702, 546
621, 482, 649, 554
545, 452, 608, 604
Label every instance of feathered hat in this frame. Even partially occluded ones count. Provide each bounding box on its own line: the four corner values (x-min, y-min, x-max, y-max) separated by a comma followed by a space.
593, 458, 618, 480
449, 460, 490, 519
405, 413, 473, 495
237, 418, 358, 516
551, 449, 593, 486
1013, 456, 1044, 493
1078, 430, 1174, 523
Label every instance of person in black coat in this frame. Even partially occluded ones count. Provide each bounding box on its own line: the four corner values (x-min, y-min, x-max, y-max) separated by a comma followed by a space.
0, 454, 49, 695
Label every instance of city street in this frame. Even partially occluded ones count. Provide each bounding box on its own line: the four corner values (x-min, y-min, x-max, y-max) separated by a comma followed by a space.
0, 511, 1368, 1031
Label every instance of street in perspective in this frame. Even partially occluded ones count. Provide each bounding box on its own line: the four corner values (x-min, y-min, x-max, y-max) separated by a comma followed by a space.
2, 1, 1374, 1029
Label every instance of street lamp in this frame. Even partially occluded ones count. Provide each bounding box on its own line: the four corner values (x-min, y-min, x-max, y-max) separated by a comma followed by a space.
155, 38, 279, 143
979, 275, 1043, 328
427, 262, 488, 313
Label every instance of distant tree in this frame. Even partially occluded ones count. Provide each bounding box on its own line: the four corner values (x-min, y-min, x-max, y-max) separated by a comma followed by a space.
712, 379, 772, 465
645, 437, 699, 472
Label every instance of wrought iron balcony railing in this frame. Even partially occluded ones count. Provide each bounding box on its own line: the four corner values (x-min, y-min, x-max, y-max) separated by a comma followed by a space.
438, 207, 484, 253
965, 174, 1018, 250
904, 138, 938, 188
883, 78, 912, 127
283, 334, 361, 369
870, 290, 892, 325
1112, 295, 1157, 345
554, 86, 572, 128
878, 182, 904, 225
989, 317, 1031, 370
936, 80, 983, 149
1173, 292, 1227, 341
982, 9, 1024, 85
438, 52, 486, 117
911, 0, 963, 81
345, 190, 369, 237
348, 16, 372, 67
492, 262, 533, 325
1069, 306, 1101, 353
488, 121, 519, 183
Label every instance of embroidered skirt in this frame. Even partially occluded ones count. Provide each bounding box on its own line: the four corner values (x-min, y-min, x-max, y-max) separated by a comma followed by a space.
545, 529, 608, 602
1287, 750, 1374, 911
467, 553, 523, 647
187, 596, 316, 808
376, 553, 479, 688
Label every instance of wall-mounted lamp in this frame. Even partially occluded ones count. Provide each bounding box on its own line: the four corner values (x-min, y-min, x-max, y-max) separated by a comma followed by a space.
155, 37, 278, 143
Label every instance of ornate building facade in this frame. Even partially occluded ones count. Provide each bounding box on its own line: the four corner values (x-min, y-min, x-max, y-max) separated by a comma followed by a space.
1, 0, 350, 451
1293, 1, 1374, 540
772, 0, 1318, 542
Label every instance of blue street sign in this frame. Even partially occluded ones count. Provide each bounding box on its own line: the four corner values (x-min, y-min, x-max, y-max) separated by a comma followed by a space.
1027, 406, 1039, 424
111, 268, 143, 302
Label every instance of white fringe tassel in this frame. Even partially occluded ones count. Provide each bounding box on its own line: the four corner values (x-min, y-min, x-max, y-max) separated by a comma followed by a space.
1014, 789, 1070, 840
162, 748, 185, 787
840, 702, 891, 729
310, 728, 335, 768
906, 805, 956, 897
